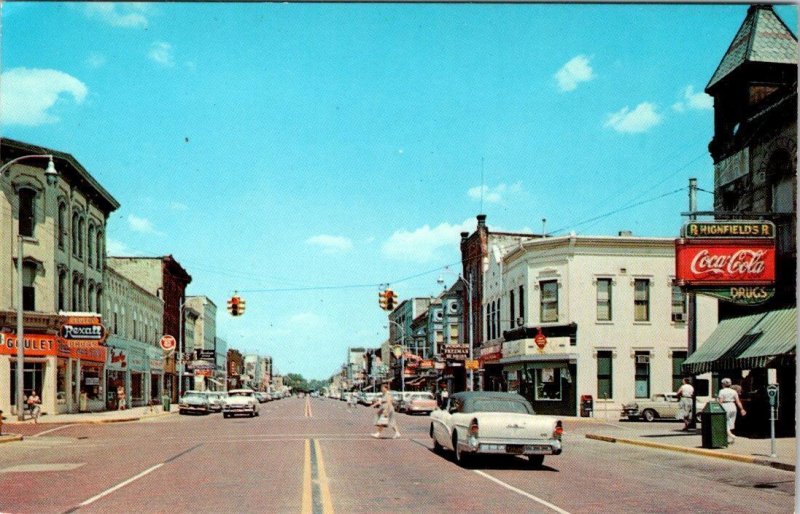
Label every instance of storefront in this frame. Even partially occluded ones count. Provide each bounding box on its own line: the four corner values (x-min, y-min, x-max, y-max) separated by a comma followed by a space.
106, 337, 162, 409
479, 343, 504, 392
0, 332, 106, 416
500, 331, 578, 416
148, 348, 165, 403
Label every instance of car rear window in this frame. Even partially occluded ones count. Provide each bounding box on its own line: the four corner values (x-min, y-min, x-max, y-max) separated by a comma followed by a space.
472, 399, 532, 414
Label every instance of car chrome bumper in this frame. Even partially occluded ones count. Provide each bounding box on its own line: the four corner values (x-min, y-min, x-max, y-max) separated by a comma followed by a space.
458, 439, 562, 456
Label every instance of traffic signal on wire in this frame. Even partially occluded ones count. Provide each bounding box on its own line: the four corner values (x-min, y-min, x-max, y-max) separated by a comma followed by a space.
228, 295, 244, 316
385, 289, 396, 310
379, 290, 388, 310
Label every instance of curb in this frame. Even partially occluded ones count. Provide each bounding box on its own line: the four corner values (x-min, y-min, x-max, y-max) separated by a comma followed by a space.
586, 433, 795, 472
0, 434, 23, 444
3, 410, 175, 426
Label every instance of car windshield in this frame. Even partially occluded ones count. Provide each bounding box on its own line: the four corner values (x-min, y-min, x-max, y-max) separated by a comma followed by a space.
230, 391, 253, 397
472, 399, 533, 415
182, 394, 204, 401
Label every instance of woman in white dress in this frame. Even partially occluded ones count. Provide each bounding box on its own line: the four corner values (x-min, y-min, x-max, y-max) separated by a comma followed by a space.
717, 378, 746, 444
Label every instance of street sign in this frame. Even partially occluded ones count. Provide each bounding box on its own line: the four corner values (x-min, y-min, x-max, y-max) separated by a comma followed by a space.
465, 359, 479, 370
159, 335, 177, 353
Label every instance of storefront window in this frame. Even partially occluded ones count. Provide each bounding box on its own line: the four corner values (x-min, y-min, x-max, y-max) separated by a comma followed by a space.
535, 368, 562, 401
131, 373, 144, 406
81, 365, 102, 401
107, 370, 125, 410
57, 359, 68, 405
506, 371, 519, 393
151, 375, 161, 401
10, 361, 45, 404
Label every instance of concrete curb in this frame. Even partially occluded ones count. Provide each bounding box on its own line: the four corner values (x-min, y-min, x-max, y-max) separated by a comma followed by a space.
0, 434, 23, 444
3, 410, 175, 426
586, 433, 795, 472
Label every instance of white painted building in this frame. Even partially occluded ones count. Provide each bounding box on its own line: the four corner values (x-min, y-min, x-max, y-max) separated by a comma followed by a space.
483, 234, 718, 417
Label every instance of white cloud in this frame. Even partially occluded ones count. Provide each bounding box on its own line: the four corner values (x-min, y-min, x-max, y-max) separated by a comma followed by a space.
381, 219, 475, 263
127, 214, 162, 235
306, 235, 353, 254
467, 182, 522, 204
148, 42, 174, 67
0, 68, 87, 126
604, 102, 662, 133
672, 85, 713, 112
85, 52, 107, 69
554, 55, 595, 92
170, 202, 188, 211
84, 4, 148, 28
105, 238, 128, 256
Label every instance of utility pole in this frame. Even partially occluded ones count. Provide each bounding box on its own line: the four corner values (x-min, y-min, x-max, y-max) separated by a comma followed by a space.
687, 178, 698, 428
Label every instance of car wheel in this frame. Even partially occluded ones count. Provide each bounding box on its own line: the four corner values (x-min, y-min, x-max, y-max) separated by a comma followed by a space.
527, 455, 545, 468
453, 435, 472, 467
642, 409, 657, 422
430, 425, 443, 453
179, 409, 185, 415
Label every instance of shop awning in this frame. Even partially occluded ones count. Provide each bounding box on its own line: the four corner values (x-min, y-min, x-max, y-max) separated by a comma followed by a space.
683, 307, 796, 375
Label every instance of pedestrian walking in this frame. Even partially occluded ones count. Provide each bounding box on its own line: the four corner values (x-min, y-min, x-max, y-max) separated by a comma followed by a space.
717, 378, 746, 444
675, 378, 694, 430
370, 383, 400, 439
117, 385, 127, 411
26, 391, 41, 423
347, 391, 357, 410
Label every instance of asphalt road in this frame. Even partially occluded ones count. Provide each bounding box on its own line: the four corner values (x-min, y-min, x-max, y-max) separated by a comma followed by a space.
0, 396, 794, 514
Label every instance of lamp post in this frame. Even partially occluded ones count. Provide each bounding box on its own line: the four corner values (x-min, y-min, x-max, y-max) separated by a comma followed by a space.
387, 320, 406, 396
1, 154, 58, 420
438, 271, 474, 391
177, 297, 187, 400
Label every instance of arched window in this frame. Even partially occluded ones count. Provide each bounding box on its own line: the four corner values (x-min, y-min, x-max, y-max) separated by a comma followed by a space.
78, 217, 85, 260
58, 202, 68, 250
97, 288, 103, 317
88, 283, 95, 313
72, 274, 80, 311
72, 212, 80, 257
22, 262, 37, 311
58, 270, 67, 311
18, 188, 36, 237
88, 224, 96, 267
96, 231, 103, 270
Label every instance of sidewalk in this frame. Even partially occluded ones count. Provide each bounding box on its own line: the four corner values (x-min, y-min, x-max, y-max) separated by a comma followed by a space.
571, 416, 796, 472
2, 404, 178, 426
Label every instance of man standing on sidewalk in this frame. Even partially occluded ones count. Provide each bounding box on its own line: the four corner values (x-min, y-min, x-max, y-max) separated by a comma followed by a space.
676, 378, 694, 431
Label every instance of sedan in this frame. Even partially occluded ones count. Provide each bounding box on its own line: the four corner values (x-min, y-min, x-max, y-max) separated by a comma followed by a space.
430, 392, 563, 468
179, 391, 211, 415
621, 392, 708, 422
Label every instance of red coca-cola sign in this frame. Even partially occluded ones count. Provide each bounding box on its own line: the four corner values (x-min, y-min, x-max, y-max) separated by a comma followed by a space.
675, 238, 775, 286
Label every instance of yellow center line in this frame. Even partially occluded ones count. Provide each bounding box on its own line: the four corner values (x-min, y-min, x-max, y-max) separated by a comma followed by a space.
305, 397, 313, 418
301, 439, 312, 514
314, 439, 335, 514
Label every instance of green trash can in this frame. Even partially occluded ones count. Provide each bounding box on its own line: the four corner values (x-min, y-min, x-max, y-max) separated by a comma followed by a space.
162, 395, 171, 412
700, 401, 728, 448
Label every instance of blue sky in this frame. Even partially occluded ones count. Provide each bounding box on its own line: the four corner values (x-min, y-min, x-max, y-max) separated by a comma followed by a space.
2, 3, 796, 379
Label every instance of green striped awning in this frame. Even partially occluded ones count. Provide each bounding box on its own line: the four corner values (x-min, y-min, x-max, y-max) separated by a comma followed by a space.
683, 308, 797, 375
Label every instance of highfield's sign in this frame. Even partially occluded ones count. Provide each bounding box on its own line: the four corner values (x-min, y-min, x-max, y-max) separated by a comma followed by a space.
675, 221, 776, 305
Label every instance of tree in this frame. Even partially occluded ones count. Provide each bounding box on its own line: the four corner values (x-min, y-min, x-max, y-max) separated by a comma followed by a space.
284, 373, 307, 391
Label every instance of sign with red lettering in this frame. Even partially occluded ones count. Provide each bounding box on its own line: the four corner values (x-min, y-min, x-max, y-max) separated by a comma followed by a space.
534, 328, 548, 350
675, 238, 775, 286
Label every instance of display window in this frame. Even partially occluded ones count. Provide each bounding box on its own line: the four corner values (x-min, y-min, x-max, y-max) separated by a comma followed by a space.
81, 364, 103, 401
57, 359, 68, 405
535, 368, 563, 401
131, 373, 144, 406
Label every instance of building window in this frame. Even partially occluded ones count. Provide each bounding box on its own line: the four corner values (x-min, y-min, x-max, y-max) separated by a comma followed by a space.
672, 351, 687, 391
88, 284, 95, 312
534, 368, 562, 401
72, 276, 80, 311
88, 224, 95, 267
485, 304, 490, 341
596, 278, 612, 321
496, 298, 501, 336
540, 280, 558, 323
671, 286, 687, 322
518, 285, 524, 324
78, 217, 85, 259
597, 351, 613, 399
22, 262, 37, 311
96, 231, 103, 270
96, 289, 103, 317
509, 289, 515, 327
58, 203, 67, 250
58, 271, 67, 311
634, 279, 650, 322
72, 212, 79, 257
18, 188, 36, 237
635, 351, 650, 398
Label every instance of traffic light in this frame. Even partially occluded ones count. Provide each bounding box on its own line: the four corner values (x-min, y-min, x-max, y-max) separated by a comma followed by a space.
228, 295, 244, 316
379, 290, 388, 310
385, 289, 396, 310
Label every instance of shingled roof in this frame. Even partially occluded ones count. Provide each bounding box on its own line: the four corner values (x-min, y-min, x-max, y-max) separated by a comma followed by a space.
706, 5, 797, 92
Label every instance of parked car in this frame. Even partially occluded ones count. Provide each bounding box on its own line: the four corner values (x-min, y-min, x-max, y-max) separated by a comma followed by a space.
400, 392, 437, 415
205, 391, 226, 412
430, 391, 563, 468
223, 389, 260, 418
621, 392, 708, 422
358, 392, 381, 406
254, 391, 270, 403
179, 391, 211, 415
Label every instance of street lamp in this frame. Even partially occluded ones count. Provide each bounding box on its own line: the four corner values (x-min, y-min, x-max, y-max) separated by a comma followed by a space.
387, 319, 406, 396
0, 154, 58, 420
438, 271, 474, 391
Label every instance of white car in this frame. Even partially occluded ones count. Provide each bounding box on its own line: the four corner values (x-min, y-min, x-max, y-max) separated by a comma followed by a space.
222, 389, 260, 418
430, 392, 563, 468
621, 392, 709, 422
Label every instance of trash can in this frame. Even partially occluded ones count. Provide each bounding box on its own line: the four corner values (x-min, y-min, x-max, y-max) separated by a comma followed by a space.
700, 401, 728, 448
580, 395, 594, 417
161, 395, 171, 412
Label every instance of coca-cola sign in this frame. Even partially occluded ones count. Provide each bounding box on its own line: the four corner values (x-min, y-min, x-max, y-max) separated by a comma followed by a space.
675, 238, 775, 286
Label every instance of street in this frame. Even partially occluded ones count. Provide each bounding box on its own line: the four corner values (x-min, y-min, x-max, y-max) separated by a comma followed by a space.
0, 396, 794, 514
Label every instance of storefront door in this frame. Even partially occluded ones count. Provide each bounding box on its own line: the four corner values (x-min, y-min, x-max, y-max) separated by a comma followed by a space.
9, 361, 44, 404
